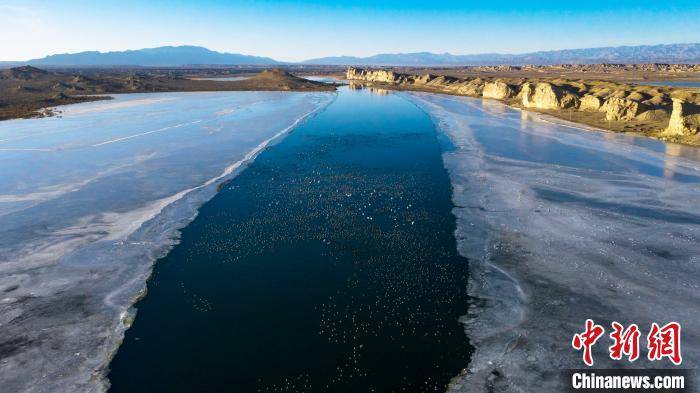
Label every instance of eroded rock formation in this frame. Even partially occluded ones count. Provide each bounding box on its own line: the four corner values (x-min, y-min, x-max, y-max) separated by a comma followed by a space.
482, 80, 515, 100
521, 82, 579, 110
580, 94, 603, 111
666, 98, 700, 135
453, 78, 485, 96
346, 67, 700, 141
601, 97, 649, 121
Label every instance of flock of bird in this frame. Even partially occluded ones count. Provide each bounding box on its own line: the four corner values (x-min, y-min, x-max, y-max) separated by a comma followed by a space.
149, 114, 471, 391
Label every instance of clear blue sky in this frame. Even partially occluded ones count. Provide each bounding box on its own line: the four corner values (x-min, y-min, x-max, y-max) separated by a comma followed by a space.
2, 0, 699, 62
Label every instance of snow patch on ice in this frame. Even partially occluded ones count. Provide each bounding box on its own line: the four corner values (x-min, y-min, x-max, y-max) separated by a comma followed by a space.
407, 92, 700, 393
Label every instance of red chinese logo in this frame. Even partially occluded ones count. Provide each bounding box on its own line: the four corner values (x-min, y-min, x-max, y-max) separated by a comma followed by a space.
609, 322, 640, 362
572, 320, 682, 366
572, 319, 605, 366
647, 322, 682, 365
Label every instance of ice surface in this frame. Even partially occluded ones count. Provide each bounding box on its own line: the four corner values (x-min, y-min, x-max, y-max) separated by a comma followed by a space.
0, 91, 334, 392
406, 93, 700, 392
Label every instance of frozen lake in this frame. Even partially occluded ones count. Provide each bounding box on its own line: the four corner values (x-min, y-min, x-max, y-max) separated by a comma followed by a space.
408, 93, 700, 392
2, 87, 700, 393
107, 85, 471, 393
0, 91, 334, 392
189, 76, 251, 81
303, 75, 343, 84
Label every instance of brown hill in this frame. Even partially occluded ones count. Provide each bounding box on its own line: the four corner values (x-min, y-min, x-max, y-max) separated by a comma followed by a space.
227, 68, 336, 91
0, 65, 50, 80
0, 67, 336, 120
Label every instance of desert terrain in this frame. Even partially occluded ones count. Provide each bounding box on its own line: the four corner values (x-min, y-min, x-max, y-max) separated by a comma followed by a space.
0, 66, 336, 120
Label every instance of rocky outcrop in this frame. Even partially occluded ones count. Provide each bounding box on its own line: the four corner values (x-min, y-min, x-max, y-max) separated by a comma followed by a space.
601, 97, 648, 121
413, 74, 435, 85
580, 94, 603, 111
346, 68, 404, 83
348, 68, 491, 98
521, 82, 579, 110
636, 109, 669, 121
345, 67, 699, 143
643, 95, 670, 106
482, 80, 515, 100
665, 99, 700, 135
346, 67, 364, 80
425, 75, 457, 87
453, 78, 485, 96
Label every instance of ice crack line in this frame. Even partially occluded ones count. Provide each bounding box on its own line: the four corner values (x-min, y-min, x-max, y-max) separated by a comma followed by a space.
91, 120, 203, 147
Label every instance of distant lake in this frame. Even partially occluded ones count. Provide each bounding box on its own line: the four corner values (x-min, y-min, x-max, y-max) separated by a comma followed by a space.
191, 75, 342, 84
190, 75, 251, 81
638, 80, 700, 88
303, 75, 343, 84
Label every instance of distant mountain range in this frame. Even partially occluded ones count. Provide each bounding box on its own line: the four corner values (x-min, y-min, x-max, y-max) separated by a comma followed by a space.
2, 43, 700, 67
0, 46, 279, 67
304, 43, 700, 66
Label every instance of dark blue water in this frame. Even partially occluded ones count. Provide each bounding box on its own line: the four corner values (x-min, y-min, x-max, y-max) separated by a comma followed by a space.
107, 87, 471, 392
